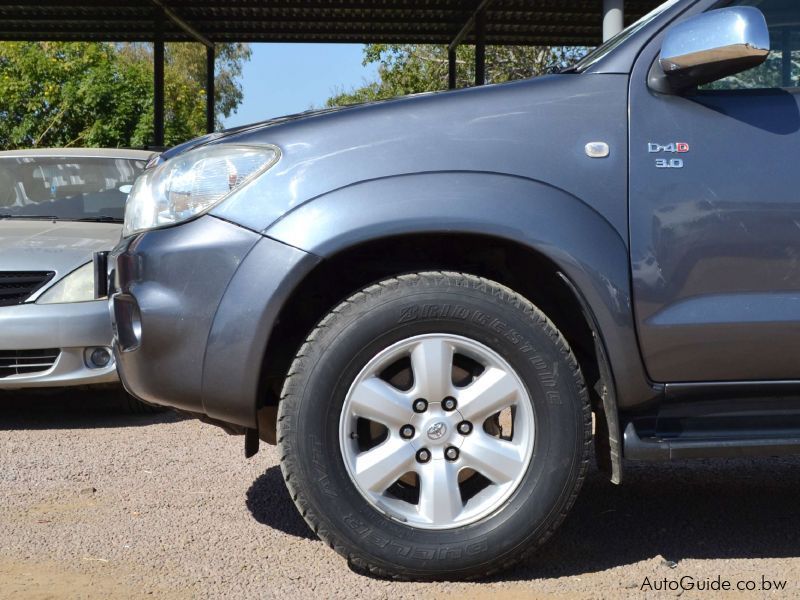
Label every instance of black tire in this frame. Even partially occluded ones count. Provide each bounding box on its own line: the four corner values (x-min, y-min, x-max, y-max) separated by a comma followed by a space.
118, 390, 167, 415
277, 272, 591, 581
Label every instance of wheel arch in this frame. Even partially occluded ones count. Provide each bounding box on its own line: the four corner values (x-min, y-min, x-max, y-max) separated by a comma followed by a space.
258, 233, 625, 479
249, 172, 655, 481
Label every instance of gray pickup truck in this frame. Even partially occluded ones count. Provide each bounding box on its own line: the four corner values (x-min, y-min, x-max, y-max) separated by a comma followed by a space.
108, 0, 798, 581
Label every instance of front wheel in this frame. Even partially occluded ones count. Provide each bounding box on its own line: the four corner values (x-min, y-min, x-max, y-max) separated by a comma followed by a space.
277, 272, 590, 580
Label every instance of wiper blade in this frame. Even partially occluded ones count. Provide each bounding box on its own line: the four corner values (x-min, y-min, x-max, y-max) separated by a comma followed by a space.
74, 216, 122, 223
0, 214, 59, 219
546, 62, 578, 75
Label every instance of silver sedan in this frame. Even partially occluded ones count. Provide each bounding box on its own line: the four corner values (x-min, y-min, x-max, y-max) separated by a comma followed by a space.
0, 148, 153, 397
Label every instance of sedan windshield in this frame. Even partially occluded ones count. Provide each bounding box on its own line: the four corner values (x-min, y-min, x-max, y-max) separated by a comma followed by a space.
0, 155, 146, 222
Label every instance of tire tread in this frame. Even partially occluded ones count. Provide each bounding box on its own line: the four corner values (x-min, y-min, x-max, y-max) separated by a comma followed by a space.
277, 271, 591, 581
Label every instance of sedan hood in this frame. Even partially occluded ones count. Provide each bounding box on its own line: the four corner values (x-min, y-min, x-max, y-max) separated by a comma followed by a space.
0, 220, 121, 280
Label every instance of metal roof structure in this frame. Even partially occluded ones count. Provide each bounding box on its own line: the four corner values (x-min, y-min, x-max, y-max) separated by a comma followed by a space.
0, 1, 663, 146
0, 1, 661, 46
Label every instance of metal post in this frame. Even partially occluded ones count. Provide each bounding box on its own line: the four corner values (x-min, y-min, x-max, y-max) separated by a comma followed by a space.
206, 44, 215, 133
448, 48, 457, 90
603, 0, 624, 42
475, 10, 485, 86
153, 12, 165, 147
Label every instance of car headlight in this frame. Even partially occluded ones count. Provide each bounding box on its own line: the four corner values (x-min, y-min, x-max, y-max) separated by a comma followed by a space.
37, 262, 95, 304
123, 144, 280, 237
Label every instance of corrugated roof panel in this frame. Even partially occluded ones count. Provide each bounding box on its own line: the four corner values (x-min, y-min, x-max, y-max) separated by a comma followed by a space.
0, 0, 663, 45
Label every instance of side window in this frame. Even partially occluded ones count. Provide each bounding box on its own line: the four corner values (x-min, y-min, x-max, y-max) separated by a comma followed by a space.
702, 0, 799, 90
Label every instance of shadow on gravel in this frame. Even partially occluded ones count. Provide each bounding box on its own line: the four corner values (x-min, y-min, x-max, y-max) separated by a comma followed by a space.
0, 388, 185, 430
247, 456, 800, 579
246, 466, 316, 540
503, 456, 800, 581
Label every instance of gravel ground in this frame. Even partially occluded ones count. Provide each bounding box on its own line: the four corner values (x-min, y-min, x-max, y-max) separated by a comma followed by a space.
2, 389, 799, 599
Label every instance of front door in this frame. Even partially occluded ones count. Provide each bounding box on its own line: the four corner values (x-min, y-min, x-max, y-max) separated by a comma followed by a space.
629, 0, 800, 382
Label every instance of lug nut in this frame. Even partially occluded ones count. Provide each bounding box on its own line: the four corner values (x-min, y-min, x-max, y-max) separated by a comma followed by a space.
445, 447, 459, 461
442, 396, 457, 411
457, 421, 473, 435
400, 425, 415, 440
413, 398, 428, 413
416, 448, 431, 464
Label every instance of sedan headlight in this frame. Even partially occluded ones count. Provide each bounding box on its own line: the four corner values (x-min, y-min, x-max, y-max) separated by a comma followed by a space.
37, 262, 95, 304
123, 144, 280, 237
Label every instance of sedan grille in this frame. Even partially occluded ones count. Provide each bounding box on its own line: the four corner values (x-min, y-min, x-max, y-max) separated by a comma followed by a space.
0, 349, 60, 378
0, 271, 55, 307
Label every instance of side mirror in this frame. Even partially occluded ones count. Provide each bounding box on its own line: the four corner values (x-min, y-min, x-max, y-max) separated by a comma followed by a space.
651, 6, 770, 93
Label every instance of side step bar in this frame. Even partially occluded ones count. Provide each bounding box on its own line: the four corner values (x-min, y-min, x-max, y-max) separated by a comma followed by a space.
623, 423, 800, 461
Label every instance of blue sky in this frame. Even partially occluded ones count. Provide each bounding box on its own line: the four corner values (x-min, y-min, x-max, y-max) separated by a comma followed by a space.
224, 44, 379, 128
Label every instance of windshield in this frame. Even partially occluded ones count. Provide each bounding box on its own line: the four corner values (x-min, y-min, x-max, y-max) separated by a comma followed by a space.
571, 0, 683, 73
0, 155, 146, 222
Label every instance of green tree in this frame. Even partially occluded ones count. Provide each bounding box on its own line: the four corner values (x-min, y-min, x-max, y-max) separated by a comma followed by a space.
167, 43, 251, 127
327, 44, 586, 106
704, 50, 800, 90
121, 42, 252, 129
0, 41, 251, 150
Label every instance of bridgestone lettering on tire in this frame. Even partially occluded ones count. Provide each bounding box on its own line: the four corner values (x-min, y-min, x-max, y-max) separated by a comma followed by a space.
277, 272, 591, 581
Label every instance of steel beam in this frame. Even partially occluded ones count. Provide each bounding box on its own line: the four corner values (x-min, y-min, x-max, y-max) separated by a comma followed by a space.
603, 0, 624, 42
154, 10, 165, 147
206, 43, 215, 133
448, 47, 456, 90
150, 0, 213, 47
475, 9, 485, 86
448, 0, 495, 53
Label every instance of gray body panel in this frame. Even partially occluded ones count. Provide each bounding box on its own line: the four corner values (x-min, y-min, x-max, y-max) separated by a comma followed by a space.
212, 74, 631, 237
267, 172, 654, 411
200, 236, 320, 426
112, 216, 264, 414
113, 0, 800, 438
112, 215, 318, 426
628, 0, 800, 382
112, 215, 318, 425
113, 59, 653, 427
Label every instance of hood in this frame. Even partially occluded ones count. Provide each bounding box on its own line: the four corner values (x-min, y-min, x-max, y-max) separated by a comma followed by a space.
204, 73, 630, 237
158, 105, 360, 163
157, 93, 445, 163
0, 220, 121, 280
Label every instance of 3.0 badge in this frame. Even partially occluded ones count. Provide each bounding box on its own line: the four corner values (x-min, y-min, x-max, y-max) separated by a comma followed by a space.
648, 142, 689, 169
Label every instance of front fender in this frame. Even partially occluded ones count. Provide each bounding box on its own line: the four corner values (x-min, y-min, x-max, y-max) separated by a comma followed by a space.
266, 171, 657, 411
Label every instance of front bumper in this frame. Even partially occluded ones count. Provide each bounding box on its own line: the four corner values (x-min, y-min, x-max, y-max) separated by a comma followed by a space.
110, 215, 318, 428
0, 300, 117, 389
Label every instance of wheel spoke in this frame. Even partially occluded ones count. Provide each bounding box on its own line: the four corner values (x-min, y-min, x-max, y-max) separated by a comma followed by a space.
348, 377, 410, 427
457, 366, 519, 422
341, 332, 536, 529
417, 459, 463, 524
460, 432, 526, 484
354, 438, 416, 493
410, 338, 454, 401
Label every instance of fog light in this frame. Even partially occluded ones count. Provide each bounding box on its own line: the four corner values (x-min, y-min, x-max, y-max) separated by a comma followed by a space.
88, 347, 112, 368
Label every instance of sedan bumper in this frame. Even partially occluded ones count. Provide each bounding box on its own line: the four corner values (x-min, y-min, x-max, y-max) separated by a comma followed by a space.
0, 300, 117, 389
